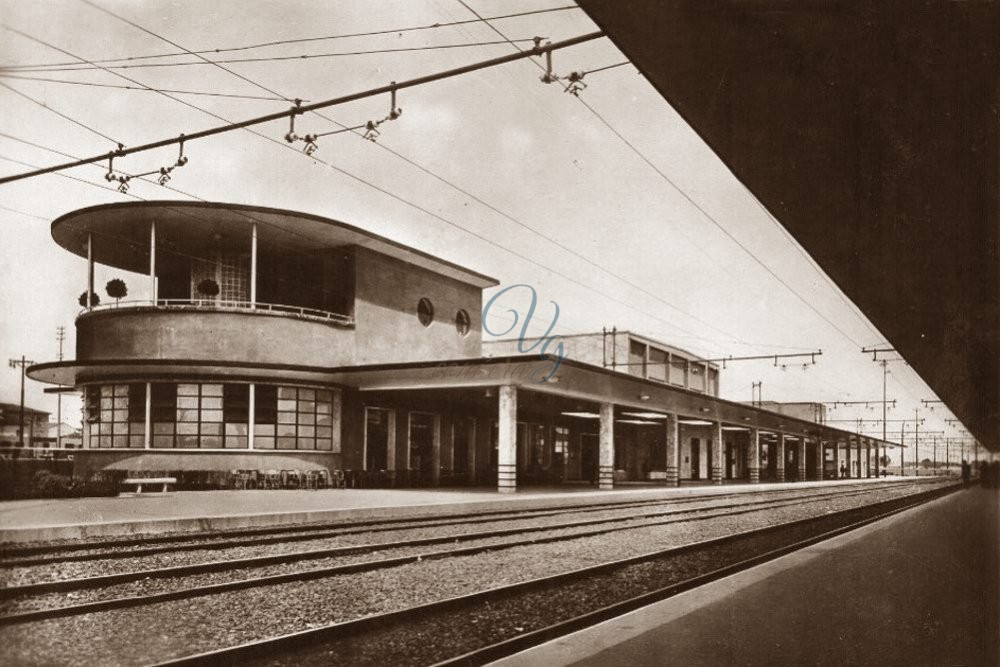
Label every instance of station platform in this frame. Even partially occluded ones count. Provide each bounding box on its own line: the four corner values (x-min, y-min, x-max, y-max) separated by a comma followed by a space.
496, 486, 999, 667
0, 477, 909, 544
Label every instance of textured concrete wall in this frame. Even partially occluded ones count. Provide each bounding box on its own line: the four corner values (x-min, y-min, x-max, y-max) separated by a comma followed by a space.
353, 246, 482, 364
77, 309, 355, 367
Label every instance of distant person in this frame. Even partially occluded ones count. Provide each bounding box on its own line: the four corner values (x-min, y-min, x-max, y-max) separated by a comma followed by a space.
961, 459, 971, 484
839, 462, 847, 479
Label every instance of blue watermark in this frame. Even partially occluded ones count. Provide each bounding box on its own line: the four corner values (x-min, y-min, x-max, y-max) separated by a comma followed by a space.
481, 284, 566, 383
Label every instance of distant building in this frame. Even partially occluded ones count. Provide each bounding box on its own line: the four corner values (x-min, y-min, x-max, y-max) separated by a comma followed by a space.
743, 401, 827, 424
0, 402, 51, 447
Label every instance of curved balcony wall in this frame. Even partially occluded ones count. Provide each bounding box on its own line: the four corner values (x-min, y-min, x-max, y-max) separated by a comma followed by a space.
76, 305, 355, 368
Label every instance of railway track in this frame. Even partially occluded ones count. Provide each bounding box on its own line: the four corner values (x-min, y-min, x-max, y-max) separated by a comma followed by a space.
0, 479, 945, 628
0, 479, 918, 566
151, 481, 962, 667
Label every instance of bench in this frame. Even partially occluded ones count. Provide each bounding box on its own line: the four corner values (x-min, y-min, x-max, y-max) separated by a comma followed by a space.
120, 477, 176, 496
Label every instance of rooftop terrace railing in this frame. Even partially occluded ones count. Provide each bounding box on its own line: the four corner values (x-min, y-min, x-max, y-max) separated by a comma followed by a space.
79, 299, 354, 326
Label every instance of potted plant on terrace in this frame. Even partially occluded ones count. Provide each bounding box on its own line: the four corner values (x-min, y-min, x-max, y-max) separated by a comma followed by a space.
196, 278, 220, 305
105, 278, 127, 306
78, 291, 101, 307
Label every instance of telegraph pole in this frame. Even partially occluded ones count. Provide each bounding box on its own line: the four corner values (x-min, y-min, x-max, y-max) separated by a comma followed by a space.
914, 409, 920, 476
751, 381, 762, 408
56, 327, 65, 448
8, 356, 36, 447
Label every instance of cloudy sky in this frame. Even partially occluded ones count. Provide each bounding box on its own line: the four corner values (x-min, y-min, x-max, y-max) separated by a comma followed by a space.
0, 1, 973, 462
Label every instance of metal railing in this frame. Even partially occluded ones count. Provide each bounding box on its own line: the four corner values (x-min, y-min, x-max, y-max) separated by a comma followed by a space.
79, 299, 354, 325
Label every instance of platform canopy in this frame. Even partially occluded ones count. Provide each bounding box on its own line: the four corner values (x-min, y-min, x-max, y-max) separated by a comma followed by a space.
578, 1, 999, 450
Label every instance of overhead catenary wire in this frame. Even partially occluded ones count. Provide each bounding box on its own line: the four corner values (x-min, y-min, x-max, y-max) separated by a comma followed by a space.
0, 73, 302, 101
0, 26, 605, 185
71, 3, 812, 355
6, 37, 549, 73
0, 80, 121, 145
0, 5, 581, 71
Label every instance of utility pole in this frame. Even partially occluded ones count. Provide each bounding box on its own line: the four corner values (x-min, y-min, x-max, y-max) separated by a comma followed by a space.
8, 356, 36, 447
914, 409, 920, 476
900, 421, 906, 476
56, 327, 65, 448
751, 381, 762, 408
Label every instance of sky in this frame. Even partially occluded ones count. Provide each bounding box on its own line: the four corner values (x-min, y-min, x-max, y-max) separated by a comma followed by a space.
0, 0, 979, 464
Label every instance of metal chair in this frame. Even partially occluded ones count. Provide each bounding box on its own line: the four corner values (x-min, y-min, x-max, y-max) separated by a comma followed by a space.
263, 469, 281, 490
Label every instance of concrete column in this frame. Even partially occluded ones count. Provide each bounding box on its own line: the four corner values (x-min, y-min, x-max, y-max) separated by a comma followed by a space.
711, 421, 723, 484
149, 221, 157, 302
858, 436, 868, 479
143, 381, 152, 449
845, 436, 853, 478
330, 389, 342, 454
497, 385, 517, 493
775, 433, 786, 482
431, 414, 441, 486
748, 428, 761, 483
798, 438, 807, 481
598, 402, 614, 489
866, 438, 872, 478
814, 439, 824, 480
250, 222, 258, 308
664, 413, 679, 486
834, 440, 843, 478
466, 419, 477, 485
247, 383, 255, 450
86, 232, 94, 309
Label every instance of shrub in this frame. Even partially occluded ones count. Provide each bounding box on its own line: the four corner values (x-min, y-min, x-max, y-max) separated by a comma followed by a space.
32, 470, 76, 498
197, 278, 220, 297
78, 291, 101, 307
105, 278, 128, 304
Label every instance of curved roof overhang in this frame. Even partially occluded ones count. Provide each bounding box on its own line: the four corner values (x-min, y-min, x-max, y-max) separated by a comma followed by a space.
51, 200, 499, 289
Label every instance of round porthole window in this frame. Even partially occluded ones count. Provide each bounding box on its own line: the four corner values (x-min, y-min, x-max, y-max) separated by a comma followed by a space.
455, 309, 471, 336
417, 298, 434, 327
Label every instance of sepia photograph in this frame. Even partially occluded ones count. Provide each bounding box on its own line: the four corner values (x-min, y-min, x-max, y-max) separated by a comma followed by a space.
0, 1, 997, 665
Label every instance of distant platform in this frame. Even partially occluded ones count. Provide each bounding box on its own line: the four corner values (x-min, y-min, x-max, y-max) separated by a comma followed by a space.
0, 477, 910, 544
496, 486, 999, 667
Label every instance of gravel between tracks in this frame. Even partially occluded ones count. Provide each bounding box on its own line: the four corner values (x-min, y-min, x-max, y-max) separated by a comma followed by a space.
0, 484, 906, 587
0, 481, 950, 666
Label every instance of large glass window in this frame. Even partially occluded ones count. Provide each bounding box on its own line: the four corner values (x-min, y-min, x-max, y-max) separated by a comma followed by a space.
648, 348, 668, 383
85, 383, 145, 448
87, 382, 334, 450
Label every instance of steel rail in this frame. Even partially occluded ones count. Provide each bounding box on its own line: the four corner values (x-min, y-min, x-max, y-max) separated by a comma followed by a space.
0, 478, 934, 562
150, 482, 961, 667
0, 482, 943, 624
0, 482, 928, 595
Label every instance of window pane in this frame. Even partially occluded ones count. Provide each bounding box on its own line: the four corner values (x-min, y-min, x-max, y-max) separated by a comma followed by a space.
129, 435, 145, 448
298, 388, 315, 401
129, 422, 145, 435
177, 396, 199, 409
297, 400, 315, 413
277, 423, 296, 437
297, 412, 315, 426
200, 435, 222, 448
254, 385, 277, 424
201, 422, 223, 436
316, 436, 332, 451
278, 412, 296, 424
154, 422, 175, 435
277, 399, 297, 412
177, 383, 200, 396
113, 397, 128, 410
225, 423, 248, 436
298, 425, 315, 438
201, 410, 223, 423
177, 434, 199, 448
277, 386, 297, 400
296, 438, 315, 450
201, 384, 223, 396
253, 424, 275, 436
177, 409, 199, 422
153, 435, 173, 448
223, 384, 250, 423
225, 436, 248, 449
316, 401, 331, 415
128, 384, 146, 422
317, 390, 331, 402
317, 413, 332, 427
113, 384, 129, 397
177, 422, 198, 435
255, 436, 275, 449
276, 437, 296, 449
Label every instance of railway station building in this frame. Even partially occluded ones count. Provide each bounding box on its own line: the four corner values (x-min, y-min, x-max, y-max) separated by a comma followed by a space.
29, 201, 890, 492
